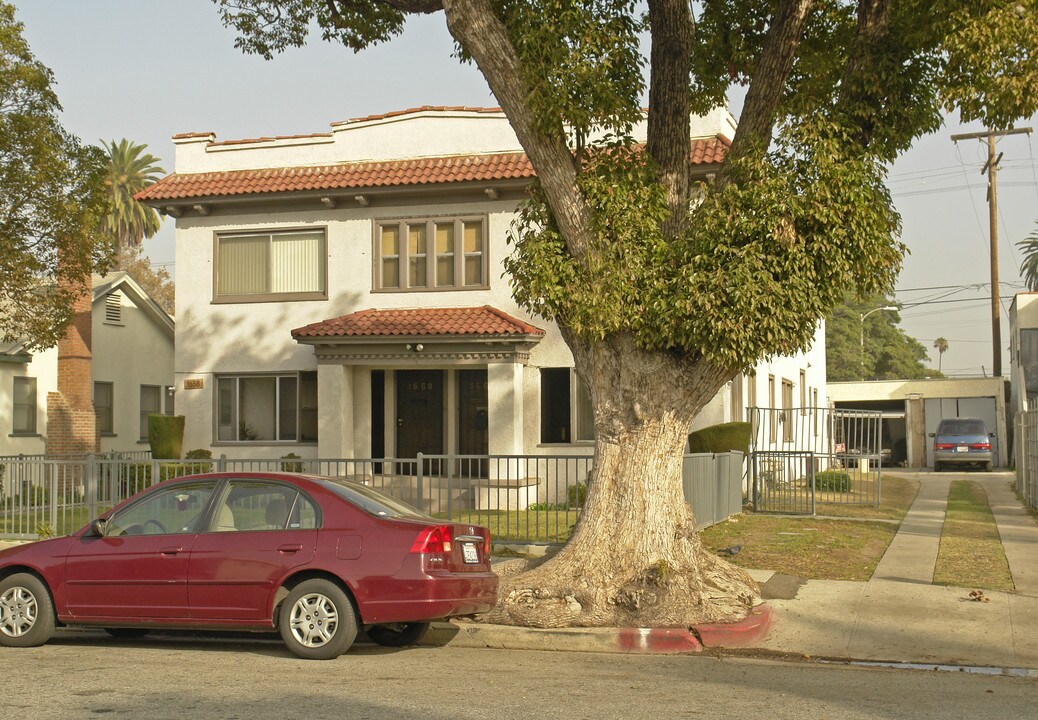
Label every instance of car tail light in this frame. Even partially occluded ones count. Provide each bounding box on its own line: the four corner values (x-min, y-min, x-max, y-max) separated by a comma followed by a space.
935, 443, 955, 450
970, 442, 991, 451
481, 528, 491, 557
410, 525, 453, 554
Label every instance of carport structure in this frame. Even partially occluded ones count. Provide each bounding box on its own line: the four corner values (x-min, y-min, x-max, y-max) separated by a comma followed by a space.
827, 377, 1008, 469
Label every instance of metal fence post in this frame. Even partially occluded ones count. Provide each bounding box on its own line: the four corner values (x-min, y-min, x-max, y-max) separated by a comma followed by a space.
218, 454, 227, 472
416, 452, 425, 514
86, 455, 98, 520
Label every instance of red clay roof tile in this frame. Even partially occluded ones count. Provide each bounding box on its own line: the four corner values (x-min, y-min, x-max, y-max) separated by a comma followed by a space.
136, 136, 729, 203
291, 306, 545, 340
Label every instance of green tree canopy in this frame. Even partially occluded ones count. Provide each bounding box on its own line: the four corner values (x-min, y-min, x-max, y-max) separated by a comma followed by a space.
212, 0, 1038, 630
0, 2, 111, 349
826, 293, 935, 381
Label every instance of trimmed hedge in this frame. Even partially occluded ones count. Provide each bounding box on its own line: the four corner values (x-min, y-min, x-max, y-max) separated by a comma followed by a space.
148, 415, 185, 460
813, 469, 852, 492
688, 422, 752, 454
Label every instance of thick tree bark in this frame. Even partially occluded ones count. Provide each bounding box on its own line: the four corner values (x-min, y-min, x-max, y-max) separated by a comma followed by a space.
647, 0, 696, 236
482, 334, 760, 628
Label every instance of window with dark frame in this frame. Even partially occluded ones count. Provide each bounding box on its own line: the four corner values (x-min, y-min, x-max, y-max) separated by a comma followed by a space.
781, 379, 794, 443
216, 372, 318, 443
140, 385, 161, 440
540, 368, 594, 444
12, 376, 37, 434
94, 382, 114, 435
216, 229, 326, 301
376, 217, 486, 291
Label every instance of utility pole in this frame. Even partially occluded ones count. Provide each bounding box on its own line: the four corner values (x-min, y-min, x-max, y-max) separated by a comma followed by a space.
951, 126, 1032, 377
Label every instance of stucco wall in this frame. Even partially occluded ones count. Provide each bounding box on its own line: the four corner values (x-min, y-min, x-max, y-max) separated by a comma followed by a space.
91, 289, 175, 453
0, 348, 58, 456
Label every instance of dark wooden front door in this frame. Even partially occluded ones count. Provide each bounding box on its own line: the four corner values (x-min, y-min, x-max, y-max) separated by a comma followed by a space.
395, 370, 445, 460
458, 369, 489, 477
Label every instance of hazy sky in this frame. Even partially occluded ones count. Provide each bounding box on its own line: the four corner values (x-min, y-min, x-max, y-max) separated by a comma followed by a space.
13, 0, 1038, 378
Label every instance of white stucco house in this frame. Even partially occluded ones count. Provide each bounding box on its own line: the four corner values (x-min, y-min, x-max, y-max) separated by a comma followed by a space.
1, 272, 175, 457
136, 106, 825, 465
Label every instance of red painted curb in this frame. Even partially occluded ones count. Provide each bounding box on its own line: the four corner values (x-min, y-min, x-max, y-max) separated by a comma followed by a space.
693, 604, 773, 648
616, 627, 703, 654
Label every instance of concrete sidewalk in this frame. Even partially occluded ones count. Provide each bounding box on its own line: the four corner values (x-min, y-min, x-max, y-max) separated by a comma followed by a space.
753, 470, 1038, 669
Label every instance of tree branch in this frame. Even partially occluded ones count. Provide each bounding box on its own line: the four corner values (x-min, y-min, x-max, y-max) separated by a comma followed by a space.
441, 0, 595, 260
646, 0, 696, 236
836, 0, 891, 149
351, 0, 444, 13
725, 0, 815, 167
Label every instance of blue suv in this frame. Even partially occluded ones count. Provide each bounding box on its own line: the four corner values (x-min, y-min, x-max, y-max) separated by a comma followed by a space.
931, 418, 994, 472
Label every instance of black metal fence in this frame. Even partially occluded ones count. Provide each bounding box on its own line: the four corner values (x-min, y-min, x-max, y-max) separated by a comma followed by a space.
0, 451, 745, 543
748, 407, 884, 514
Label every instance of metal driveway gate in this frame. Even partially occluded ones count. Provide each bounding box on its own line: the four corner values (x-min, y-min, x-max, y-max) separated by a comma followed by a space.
748, 407, 884, 514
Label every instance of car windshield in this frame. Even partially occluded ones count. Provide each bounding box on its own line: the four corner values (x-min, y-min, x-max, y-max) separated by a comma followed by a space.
938, 419, 987, 436
317, 477, 431, 520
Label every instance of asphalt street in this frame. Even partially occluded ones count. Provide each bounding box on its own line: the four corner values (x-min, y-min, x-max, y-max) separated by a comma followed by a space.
2, 630, 1034, 719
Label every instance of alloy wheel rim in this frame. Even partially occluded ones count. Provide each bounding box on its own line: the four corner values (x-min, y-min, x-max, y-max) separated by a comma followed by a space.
288, 592, 339, 648
0, 587, 38, 638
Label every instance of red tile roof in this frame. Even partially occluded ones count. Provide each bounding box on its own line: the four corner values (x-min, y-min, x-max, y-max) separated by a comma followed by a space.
292, 306, 545, 340
136, 136, 730, 203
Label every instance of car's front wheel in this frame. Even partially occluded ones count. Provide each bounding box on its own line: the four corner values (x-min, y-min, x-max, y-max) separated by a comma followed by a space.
367, 622, 430, 647
278, 579, 357, 660
0, 573, 55, 648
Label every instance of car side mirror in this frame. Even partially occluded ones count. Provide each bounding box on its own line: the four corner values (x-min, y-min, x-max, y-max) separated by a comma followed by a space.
89, 518, 108, 538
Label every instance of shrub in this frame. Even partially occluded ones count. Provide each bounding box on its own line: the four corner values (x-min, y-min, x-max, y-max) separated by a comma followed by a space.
688, 422, 752, 454
281, 453, 303, 472
567, 482, 587, 508
185, 448, 212, 459
13, 483, 48, 507
148, 415, 185, 459
813, 470, 852, 492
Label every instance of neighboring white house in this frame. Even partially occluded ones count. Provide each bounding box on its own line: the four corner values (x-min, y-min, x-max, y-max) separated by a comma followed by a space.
137, 106, 825, 463
0, 272, 175, 456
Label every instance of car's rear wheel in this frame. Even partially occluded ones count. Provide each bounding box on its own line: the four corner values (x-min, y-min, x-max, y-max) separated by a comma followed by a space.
278, 579, 357, 660
104, 628, 150, 639
367, 622, 430, 647
984, 461, 993, 472
0, 573, 55, 648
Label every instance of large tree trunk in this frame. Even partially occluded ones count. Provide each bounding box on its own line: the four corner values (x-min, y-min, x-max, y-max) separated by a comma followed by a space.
482, 334, 760, 628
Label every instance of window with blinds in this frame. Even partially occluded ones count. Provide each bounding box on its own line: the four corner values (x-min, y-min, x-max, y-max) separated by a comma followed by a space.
216, 229, 327, 301
375, 217, 486, 291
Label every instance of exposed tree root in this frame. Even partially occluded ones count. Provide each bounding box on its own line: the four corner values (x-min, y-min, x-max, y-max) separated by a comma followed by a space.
481, 546, 760, 629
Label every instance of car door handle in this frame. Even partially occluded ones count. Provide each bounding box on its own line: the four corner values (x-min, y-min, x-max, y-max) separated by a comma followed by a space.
159, 546, 183, 556
278, 543, 304, 554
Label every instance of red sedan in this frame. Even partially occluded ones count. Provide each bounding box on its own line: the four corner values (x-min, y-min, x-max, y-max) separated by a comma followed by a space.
0, 473, 498, 660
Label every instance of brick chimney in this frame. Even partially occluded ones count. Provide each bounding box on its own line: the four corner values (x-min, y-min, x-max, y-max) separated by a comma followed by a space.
46, 275, 99, 457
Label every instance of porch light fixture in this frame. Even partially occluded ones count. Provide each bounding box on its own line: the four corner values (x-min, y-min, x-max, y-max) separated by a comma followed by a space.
404, 343, 424, 352
320, 196, 336, 208
484, 188, 499, 200
193, 204, 211, 216
354, 194, 370, 207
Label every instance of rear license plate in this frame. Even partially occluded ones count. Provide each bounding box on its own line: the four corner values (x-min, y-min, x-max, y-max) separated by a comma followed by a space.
462, 542, 479, 564
955, 446, 968, 453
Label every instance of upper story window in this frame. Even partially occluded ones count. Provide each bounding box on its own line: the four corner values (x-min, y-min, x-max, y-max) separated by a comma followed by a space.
94, 381, 114, 435
375, 217, 487, 291
12, 376, 37, 435
215, 229, 327, 303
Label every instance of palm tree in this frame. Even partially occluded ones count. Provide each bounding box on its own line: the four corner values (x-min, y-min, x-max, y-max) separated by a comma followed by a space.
1017, 226, 1038, 291
100, 139, 165, 257
933, 337, 949, 372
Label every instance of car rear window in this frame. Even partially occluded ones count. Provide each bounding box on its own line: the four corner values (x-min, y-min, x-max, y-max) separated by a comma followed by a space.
938, 419, 987, 435
317, 478, 432, 520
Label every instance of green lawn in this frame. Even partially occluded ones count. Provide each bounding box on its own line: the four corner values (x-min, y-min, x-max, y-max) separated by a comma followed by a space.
437, 509, 580, 544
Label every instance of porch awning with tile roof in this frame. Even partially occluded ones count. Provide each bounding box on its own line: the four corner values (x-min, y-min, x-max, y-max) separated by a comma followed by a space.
291, 306, 545, 366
